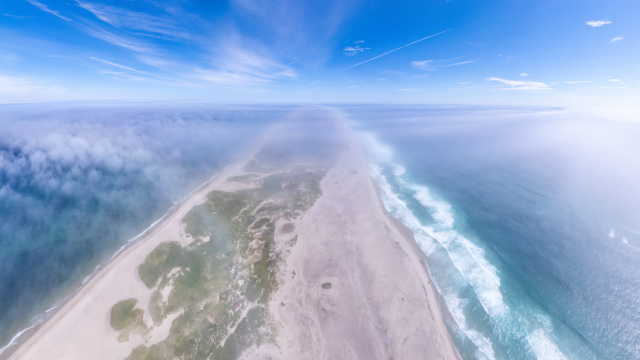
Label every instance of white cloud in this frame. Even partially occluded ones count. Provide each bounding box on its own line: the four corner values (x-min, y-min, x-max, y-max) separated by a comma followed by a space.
586, 20, 611, 27
343, 41, 371, 56
610, 79, 620, 82
565, 81, 590, 84
26, 0, 70, 21
411, 60, 434, 70
446, 60, 477, 66
90, 57, 151, 75
610, 36, 624, 43
487, 77, 551, 90
520, 73, 529, 77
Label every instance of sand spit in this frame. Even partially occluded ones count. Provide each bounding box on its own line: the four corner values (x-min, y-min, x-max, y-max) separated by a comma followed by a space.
9, 120, 459, 360
249, 134, 460, 360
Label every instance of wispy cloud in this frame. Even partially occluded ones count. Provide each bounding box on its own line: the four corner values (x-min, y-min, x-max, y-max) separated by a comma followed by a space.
341, 29, 451, 71
135, 55, 169, 68
520, 73, 529, 77
445, 60, 477, 66
610, 36, 624, 43
97, 70, 151, 82
565, 81, 590, 84
192, 40, 296, 86
79, 25, 155, 53
90, 56, 151, 75
586, 20, 611, 27
343, 41, 370, 56
26, 0, 71, 21
76, 1, 188, 39
411, 60, 434, 70
2, 13, 31, 19
487, 77, 551, 90
610, 79, 620, 82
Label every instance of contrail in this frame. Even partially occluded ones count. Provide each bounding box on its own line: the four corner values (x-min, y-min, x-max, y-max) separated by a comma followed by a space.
340, 29, 451, 71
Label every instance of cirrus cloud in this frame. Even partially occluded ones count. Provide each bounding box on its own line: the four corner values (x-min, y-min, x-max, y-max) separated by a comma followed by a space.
487, 77, 551, 90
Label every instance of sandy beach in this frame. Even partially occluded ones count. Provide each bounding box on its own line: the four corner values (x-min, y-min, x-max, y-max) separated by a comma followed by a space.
9, 121, 459, 360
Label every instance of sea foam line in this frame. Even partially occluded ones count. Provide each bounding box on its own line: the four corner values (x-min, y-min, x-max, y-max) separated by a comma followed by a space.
369, 164, 497, 359
373, 162, 572, 360
0, 319, 43, 355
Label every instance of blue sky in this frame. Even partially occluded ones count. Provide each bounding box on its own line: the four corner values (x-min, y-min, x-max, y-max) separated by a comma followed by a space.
0, 0, 638, 105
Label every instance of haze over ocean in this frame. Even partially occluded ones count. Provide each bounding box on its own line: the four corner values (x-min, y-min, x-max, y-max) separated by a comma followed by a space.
3, 105, 639, 359
349, 105, 640, 359
0, 104, 285, 351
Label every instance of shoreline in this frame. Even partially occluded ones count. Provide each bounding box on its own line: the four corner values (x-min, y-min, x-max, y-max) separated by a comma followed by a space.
253, 125, 461, 359
6, 118, 461, 360
2, 120, 275, 359
358, 134, 462, 360
6, 158, 253, 360
0, 168, 229, 359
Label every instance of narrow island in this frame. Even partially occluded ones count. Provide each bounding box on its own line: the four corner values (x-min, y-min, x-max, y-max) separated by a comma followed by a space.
9, 116, 459, 360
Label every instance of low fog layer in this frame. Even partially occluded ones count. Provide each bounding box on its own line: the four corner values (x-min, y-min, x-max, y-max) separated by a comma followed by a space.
0, 105, 287, 347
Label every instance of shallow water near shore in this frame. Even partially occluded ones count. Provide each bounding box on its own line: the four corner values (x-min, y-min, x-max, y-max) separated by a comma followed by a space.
350, 105, 640, 360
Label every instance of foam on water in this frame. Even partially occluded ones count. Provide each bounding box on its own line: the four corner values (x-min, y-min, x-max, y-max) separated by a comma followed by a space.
0, 319, 43, 355
446, 295, 496, 360
364, 134, 571, 360
370, 165, 495, 359
527, 330, 568, 360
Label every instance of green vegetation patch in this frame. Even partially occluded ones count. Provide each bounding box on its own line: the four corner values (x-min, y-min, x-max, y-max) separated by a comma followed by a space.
121, 132, 345, 359
225, 174, 259, 184
322, 282, 332, 289
111, 299, 140, 330
138, 242, 183, 288
111, 298, 148, 342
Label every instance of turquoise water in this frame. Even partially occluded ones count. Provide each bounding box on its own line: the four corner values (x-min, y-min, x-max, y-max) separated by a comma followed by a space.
349, 106, 640, 360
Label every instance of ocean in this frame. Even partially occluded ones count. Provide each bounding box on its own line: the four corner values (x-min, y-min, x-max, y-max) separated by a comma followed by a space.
347, 105, 640, 360
1, 105, 638, 359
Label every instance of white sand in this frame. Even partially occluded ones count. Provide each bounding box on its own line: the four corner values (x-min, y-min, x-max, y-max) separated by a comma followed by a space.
245, 132, 460, 360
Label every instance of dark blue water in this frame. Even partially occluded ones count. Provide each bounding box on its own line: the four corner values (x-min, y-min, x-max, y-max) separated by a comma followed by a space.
0, 104, 286, 354
346, 106, 640, 360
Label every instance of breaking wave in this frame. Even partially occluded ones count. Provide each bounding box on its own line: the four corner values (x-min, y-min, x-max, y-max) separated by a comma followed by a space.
364, 134, 573, 360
